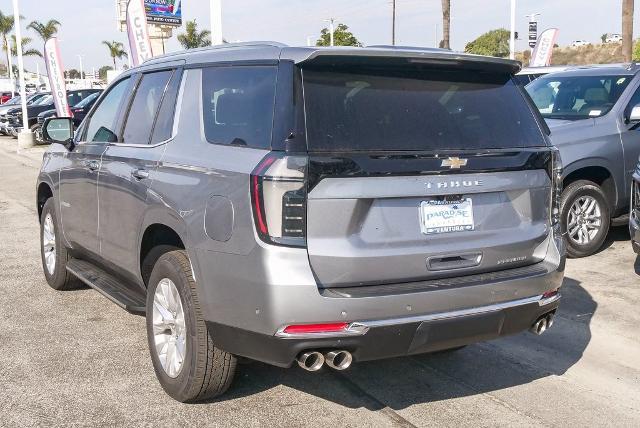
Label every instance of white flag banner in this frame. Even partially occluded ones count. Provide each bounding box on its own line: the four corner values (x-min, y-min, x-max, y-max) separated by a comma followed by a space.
530, 28, 559, 67
126, 0, 153, 66
44, 37, 72, 117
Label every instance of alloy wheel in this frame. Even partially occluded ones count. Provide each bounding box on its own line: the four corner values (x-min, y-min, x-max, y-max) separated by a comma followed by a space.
152, 278, 187, 378
566, 195, 602, 245
42, 213, 56, 275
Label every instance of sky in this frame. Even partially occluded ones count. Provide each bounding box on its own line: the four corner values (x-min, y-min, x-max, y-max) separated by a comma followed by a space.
1, 0, 639, 74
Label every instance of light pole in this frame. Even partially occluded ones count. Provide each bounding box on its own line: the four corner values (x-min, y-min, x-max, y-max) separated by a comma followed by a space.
392, 0, 396, 46
12, 0, 32, 150
510, 0, 516, 59
324, 18, 335, 46
77, 54, 84, 87
210, 0, 223, 45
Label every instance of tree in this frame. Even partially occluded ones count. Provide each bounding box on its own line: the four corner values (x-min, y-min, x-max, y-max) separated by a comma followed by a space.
316, 23, 362, 47
440, 0, 451, 49
102, 40, 128, 69
27, 19, 61, 43
0, 11, 17, 78
177, 20, 211, 49
98, 65, 113, 81
601, 33, 608, 43
622, 0, 634, 62
67, 68, 81, 79
464, 28, 511, 58
7, 35, 42, 58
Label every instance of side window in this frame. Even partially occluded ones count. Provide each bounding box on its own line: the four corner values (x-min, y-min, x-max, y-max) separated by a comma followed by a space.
84, 78, 131, 143
122, 70, 173, 144
151, 69, 182, 144
201, 66, 277, 149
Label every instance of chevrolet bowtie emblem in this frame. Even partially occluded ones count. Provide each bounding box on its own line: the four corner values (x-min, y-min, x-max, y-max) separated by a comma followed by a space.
441, 157, 468, 169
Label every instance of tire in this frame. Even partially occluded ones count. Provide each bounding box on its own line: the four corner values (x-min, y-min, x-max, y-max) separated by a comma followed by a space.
560, 180, 610, 258
31, 123, 44, 145
40, 198, 81, 290
146, 250, 236, 402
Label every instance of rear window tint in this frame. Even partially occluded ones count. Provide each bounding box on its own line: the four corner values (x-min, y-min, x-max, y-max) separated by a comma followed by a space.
201, 66, 277, 149
302, 68, 546, 151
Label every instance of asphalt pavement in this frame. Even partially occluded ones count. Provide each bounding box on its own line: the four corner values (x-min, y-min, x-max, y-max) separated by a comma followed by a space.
0, 138, 639, 427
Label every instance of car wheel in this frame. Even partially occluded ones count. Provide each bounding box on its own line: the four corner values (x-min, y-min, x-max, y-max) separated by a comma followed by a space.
560, 180, 610, 258
31, 123, 43, 144
40, 198, 81, 290
146, 250, 237, 402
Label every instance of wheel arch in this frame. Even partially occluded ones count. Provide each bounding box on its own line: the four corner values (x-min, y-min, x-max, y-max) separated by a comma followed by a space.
36, 181, 54, 222
563, 163, 617, 213
139, 217, 188, 287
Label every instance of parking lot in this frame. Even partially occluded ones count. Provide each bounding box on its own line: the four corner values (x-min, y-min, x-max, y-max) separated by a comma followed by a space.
1, 137, 639, 427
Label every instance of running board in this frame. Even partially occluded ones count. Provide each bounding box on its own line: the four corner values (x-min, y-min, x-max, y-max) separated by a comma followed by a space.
66, 258, 146, 314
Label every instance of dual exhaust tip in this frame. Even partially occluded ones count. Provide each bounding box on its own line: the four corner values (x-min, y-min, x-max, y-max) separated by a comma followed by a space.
530, 311, 555, 335
297, 350, 352, 371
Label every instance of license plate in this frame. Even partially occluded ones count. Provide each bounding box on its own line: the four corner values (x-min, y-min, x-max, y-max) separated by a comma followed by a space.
420, 198, 474, 235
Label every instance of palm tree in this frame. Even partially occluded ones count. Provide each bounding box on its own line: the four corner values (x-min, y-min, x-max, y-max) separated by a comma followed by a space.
440, 0, 451, 49
102, 40, 128, 69
622, 0, 634, 62
8, 35, 42, 58
177, 20, 211, 49
0, 11, 17, 78
27, 19, 61, 43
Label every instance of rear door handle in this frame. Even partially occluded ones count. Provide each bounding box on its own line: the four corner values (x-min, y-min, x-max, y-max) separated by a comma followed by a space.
86, 160, 99, 171
131, 169, 150, 180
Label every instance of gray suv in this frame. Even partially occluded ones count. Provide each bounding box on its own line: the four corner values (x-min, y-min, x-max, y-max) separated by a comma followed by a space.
526, 65, 640, 257
36, 43, 564, 402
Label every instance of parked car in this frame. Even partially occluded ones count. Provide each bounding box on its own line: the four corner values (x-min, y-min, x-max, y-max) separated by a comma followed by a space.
571, 40, 589, 47
605, 34, 623, 43
526, 64, 640, 257
0, 91, 14, 104
34, 91, 103, 143
4, 89, 101, 137
515, 66, 568, 86
37, 43, 564, 402
0, 92, 49, 135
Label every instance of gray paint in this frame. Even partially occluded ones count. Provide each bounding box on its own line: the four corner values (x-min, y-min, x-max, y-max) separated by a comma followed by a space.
37, 42, 564, 341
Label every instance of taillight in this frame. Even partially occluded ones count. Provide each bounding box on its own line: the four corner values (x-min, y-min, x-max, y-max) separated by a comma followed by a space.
250, 153, 307, 247
550, 147, 563, 226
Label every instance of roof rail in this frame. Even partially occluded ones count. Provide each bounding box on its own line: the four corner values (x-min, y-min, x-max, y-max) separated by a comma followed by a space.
366, 45, 451, 52
144, 41, 289, 63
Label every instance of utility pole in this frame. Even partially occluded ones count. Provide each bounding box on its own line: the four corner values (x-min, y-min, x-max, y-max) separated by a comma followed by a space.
210, 0, 223, 45
392, 0, 396, 45
324, 18, 335, 46
622, 0, 634, 62
77, 54, 84, 86
12, 0, 32, 150
510, 0, 516, 59
434, 23, 439, 48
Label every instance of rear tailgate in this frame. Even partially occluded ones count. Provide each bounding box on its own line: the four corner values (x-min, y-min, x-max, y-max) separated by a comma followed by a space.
306, 151, 552, 287
300, 63, 552, 288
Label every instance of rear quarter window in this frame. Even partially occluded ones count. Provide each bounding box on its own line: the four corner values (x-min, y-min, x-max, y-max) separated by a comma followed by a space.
302, 68, 546, 152
201, 66, 277, 149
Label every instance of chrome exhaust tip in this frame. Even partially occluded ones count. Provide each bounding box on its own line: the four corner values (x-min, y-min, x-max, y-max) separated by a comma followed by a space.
296, 351, 325, 371
530, 316, 548, 335
546, 312, 555, 328
325, 350, 353, 370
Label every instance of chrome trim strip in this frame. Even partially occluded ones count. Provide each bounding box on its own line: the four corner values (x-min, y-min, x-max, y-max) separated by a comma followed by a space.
274, 293, 561, 338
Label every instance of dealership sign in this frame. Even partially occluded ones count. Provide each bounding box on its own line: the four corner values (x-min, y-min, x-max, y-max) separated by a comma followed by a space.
127, 0, 154, 66
530, 28, 559, 67
145, 0, 182, 26
44, 38, 72, 117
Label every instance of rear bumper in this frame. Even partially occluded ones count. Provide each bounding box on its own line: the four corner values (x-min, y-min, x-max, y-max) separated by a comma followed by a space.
207, 293, 560, 367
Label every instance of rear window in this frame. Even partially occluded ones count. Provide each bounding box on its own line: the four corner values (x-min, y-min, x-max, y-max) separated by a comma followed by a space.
201, 66, 277, 149
302, 68, 546, 151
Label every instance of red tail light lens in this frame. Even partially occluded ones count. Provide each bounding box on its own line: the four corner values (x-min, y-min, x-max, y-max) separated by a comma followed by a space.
550, 148, 563, 226
250, 153, 308, 247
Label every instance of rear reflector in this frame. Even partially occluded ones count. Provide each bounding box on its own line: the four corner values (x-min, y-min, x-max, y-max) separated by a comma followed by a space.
542, 289, 558, 299
282, 323, 349, 334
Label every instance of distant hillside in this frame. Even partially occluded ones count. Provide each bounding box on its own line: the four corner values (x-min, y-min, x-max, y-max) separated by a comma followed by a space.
516, 43, 625, 66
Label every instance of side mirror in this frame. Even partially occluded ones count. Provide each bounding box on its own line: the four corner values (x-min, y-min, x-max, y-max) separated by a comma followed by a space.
630, 105, 640, 122
42, 117, 74, 150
